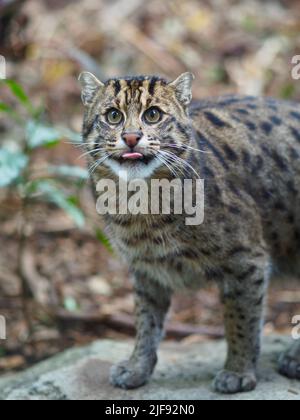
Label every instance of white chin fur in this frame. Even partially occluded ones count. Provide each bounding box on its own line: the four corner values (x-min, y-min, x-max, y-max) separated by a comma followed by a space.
105, 158, 162, 181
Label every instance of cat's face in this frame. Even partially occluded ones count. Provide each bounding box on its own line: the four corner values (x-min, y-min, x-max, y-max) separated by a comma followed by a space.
79, 73, 194, 180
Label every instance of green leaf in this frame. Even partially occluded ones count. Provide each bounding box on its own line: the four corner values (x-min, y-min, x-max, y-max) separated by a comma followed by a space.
3, 80, 33, 110
0, 102, 13, 113
0, 102, 22, 123
0, 149, 28, 188
33, 180, 85, 227
280, 83, 295, 100
96, 228, 113, 253
26, 120, 61, 149
48, 165, 88, 180
208, 65, 227, 84
64, 297, 79, 312
67, 195, 80, 206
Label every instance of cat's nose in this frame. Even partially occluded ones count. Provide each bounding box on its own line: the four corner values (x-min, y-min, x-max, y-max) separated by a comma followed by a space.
122, 131, 142, 148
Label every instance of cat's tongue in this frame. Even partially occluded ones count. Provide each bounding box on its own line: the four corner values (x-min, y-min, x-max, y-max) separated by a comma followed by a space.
122, 152, 144, 160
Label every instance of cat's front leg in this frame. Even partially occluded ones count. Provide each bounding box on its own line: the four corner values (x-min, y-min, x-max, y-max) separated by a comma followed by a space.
214, 255, 270, 394
110, 272, 172, 390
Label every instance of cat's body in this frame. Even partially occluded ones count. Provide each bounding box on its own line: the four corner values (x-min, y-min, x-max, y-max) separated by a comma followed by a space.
79, 72, 300, 394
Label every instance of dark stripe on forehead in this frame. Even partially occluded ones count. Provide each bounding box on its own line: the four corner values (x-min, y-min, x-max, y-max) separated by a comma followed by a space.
125, 79, 144, 104
124, 87, 129, 106
108, 75, 167, 87
114, 80, 121, 96
136, 88, 142, 104
127, 78, 144, 89
149, 77, 159, 96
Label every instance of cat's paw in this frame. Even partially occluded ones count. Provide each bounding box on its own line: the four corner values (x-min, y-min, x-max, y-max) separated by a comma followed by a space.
110, 359, 154, 390
213, 370, 257, 394
278, 354, 300, 380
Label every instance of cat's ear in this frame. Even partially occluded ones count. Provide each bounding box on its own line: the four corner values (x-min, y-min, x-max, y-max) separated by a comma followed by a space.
169, 72, 195, 106
78, 72, 104, 106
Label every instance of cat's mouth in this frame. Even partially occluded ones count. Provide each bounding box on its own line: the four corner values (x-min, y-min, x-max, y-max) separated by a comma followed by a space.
122, 152, 144, 160
111, 152, 155, 165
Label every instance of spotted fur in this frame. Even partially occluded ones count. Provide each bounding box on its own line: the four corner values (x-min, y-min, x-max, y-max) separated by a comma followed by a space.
79, 72, 300, 394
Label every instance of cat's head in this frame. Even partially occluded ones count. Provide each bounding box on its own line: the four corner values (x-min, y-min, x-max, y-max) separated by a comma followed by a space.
79, 72, 194, 181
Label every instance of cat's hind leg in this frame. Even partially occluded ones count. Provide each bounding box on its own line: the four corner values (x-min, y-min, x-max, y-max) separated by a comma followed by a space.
279, 340, 300, 379
277, 252, 300, 380
214, 251, 271, 394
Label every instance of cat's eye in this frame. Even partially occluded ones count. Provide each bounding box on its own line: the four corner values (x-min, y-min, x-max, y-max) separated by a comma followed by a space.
143, 107, 162, 124
106, 108, 123, 125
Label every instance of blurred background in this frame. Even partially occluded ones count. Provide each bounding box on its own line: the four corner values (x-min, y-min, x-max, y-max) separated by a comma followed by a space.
1, 0, 300, 374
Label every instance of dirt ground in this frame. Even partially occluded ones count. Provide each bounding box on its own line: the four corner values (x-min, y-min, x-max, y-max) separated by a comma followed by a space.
0, 192, 299, 373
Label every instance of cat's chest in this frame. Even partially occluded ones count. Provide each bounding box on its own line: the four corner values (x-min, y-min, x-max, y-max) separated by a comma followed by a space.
110, 221, 181, 260
108, 219, 208, 289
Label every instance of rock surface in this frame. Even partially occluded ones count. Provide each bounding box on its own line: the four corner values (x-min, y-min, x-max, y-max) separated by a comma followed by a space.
0, 336, 299, 400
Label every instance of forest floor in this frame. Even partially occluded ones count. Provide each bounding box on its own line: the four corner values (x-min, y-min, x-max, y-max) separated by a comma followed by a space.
0, 195, 299, 374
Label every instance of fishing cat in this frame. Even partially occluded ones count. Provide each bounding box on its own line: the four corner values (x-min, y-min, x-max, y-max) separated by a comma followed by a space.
79, 71, 300, 394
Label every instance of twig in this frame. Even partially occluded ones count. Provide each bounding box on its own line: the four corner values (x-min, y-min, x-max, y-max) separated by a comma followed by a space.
55, 310, 224, 339
20, 245, 58, 306
17, 198, 36, 347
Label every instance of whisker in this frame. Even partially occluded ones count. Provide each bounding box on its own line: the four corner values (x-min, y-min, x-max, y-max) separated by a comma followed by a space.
172, 155, 201, 180
77, 148, 107, 160
64, 141, 89, 148
162, 143, 211, 154
157, 152, 185, 178
88, 153, 113, 176
160, 152, 186, 179
160, 150, 201, 180
155, 154, 178, 178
